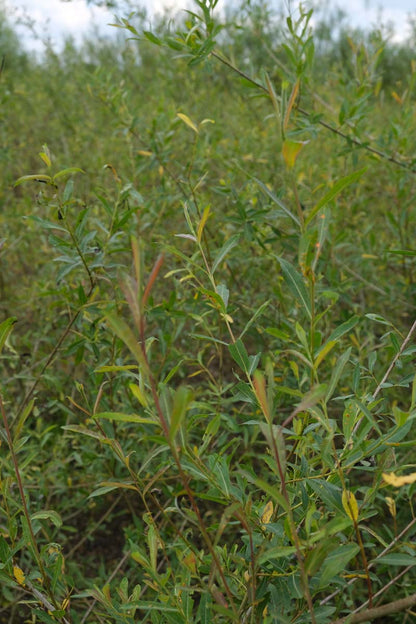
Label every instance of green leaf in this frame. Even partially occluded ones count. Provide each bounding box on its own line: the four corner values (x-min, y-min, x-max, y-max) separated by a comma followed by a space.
376, 553, 416, 566
326, 347, 351, 401
365, 313, 394, 327
242, 472, 289, 512
277, 257, 311, 319
306, 167, 367, 226
0, 317, 17, 354
143, 30, 162, 45
325, 315, 360, 345
198, 593, 213, 624
95, 412, 159, 425
89, 485, 119, 498
53, 167, 85, 181
14, 174, 54, 187
212, 234, 240, 274
318, 543, 360, 587
0, 535, 12, 567
169, 386, 193, 442
257, 545, 297, 564
31, 510, 62, 528
229, 339, 250, 372
388, 249, 416, 256
240, 300, 270, 339
254, 177, 300, 226
106, 312, 148, 373
215, 283, 229, 309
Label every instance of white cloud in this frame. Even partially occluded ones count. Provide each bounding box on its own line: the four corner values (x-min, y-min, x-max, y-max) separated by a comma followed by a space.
4, 0, 187, 53
3, 0, 416, 54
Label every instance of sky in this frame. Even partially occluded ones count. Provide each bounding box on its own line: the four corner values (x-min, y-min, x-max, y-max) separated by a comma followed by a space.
4, 0, 416, 54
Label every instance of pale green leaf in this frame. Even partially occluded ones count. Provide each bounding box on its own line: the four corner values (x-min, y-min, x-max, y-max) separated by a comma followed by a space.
277, 257, 311, 320
306, 168, 367, 226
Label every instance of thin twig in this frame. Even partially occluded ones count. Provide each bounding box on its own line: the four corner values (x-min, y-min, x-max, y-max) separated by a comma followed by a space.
350, 564, 413, 615
372, 318, 416, 400
331, 593, 416, 624
210, 51, 416, 175
13, 283, 95, 429
321, 516, 416, 605
351, 317, 416, 437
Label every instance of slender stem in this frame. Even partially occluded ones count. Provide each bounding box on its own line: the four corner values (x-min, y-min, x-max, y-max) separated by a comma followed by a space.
210, 51, 416, 175
63, 210, 95, 290
268, 423, 317, 623
14, 283, 95, 428
321, 516, 416, 605
0, 395, 57, 609
352, 317, 416, 436
331, 593, 416, 624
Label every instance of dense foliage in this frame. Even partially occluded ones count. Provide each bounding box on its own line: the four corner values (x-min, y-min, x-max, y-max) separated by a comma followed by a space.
1, 1, 416, 622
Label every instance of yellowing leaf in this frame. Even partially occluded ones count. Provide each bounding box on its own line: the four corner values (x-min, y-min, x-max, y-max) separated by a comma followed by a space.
391, 91, 402, 105
283, 79, 300, 131
182, 552, 197, 574
342, 490, 359, 522
13, 565, 25, 586
137, 150, 153, 157
197, 205, 211, 242
261, 500, 274, 524
177, 113, 199, 133
253, 370, 271, 423
129, 383, 148, 408
385, 496, 396, 518
282, 139, 308, 169
103, 584, 111, 602
383, 471, 416, 487
39, 144, 52, 168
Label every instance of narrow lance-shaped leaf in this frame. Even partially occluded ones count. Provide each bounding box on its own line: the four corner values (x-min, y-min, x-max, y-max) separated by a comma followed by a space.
229, 338, 250, 372
342, 490, 359, 522
169, 386, 193, 442
53, 167, 85, 181
283, 78, 300, 131
253, 370, 271, 423
197, 205, 211, 242
0, 317, 17, 354
177, 112, 199, 133
212, 234, 240, 274
31, 510, 62, 528
261, 501, 274, 525
95, 412, 158, 425
319, 544, 360, 587
265, 72, 281, 136
129, 383, 148, 408
106, 311, 149, 375
254, 177, 300, 226
326, 347, 351, 402
277, 257, 311, 320
14, 174, 54, 187
306, 167, 367, 226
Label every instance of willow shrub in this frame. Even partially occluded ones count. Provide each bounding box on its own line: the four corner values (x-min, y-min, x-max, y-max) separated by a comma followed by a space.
1, 1, 416, 623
